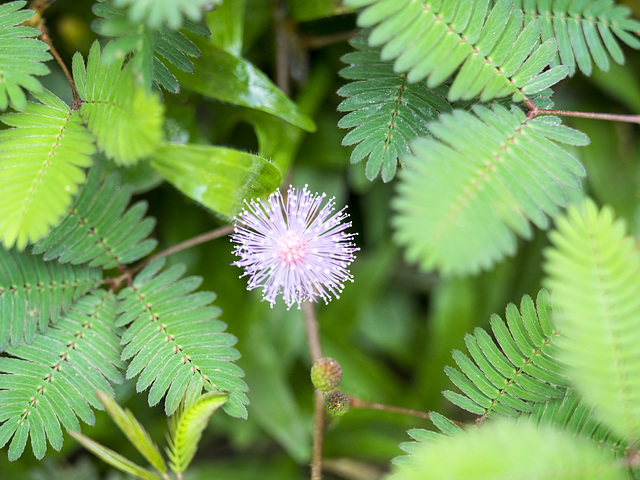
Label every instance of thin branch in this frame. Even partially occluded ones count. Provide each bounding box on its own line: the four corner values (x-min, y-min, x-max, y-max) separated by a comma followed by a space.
27, 1, 79, 104
311, 390, 326, 480
525, 98, 640, 124
130, 224, 235, 275
302, 301, 325, 478
302, 301, 323, 364
348, 397, 430, 420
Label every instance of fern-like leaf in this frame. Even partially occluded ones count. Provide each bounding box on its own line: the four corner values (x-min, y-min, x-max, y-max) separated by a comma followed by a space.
32, 166, 157, 269
166, 391, 227, 474
92, 0, 209, 94
392, 412, 462, 469
388, 418, 625, 480
392, 104, 588, 274
0, 1, 52, 111
116, 259, 249, 418
0, 291, 123, 460
0, 89, 95, 250
347, 0, 570, 102
72, 41, 164, 166
337, 36, 452, 182
112, 0, 218, 30
512, 0, 640, 76
0, 248, 102, 350
528, 390, 627, 456
442, 289, 567, 419
544, 199, 640, 442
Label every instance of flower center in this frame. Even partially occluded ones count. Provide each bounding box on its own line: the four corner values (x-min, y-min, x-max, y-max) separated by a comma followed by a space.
277, 233, 307, 268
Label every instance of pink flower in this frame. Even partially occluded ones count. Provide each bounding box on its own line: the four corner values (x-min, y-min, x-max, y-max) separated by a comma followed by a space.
230, 185, 358, 309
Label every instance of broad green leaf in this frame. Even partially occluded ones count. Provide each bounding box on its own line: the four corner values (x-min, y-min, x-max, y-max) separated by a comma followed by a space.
206, 0, 245, 56
170, 39, 316, 132
149, 144, 281, 218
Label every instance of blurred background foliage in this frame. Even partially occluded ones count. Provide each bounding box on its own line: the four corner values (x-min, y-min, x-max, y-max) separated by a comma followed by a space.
1, 0, 639, 478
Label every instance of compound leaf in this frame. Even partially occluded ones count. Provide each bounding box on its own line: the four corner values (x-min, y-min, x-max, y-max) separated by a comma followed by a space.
0, 89, 95, 250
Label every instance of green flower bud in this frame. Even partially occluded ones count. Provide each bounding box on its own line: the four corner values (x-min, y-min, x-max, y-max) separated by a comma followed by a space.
325, 390, 350, 417
310, 357, 342, 392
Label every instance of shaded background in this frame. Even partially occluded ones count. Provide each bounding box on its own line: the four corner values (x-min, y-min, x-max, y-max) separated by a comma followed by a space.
0, 0, 639, 478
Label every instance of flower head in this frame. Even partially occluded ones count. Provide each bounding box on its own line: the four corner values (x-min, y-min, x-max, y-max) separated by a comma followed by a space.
230, 185, 358, 309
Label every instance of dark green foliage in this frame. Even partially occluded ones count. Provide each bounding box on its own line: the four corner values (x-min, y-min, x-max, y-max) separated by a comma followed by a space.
92, 0, 209, 93
0, 249, 102, 351
347, 0, 570, 102
116, 259, 249, 418
511, 0, 640, 76
442, 290, 567, 419
0, 1, 52, 111
33, 166, 157, 269
338, 36, 452, 182
0, 291, 122, 460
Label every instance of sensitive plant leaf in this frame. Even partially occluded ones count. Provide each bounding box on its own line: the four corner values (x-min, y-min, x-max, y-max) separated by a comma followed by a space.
389, 418, 625, 480
169, 39, 316, 132
33, 166, 157, 269
392, 104, 588, 275
95, 390, 166, 475
113, 0, 218, 30
0, 248, 102, 350
92, 0, 208, 93
393, 413, 462, 469
443, 290, 566, 419
72, 41, 164, 166
149, 143, 281, 219
337, 36, 452, 182
347, 0, 569, 102
0, 1, 52, 111
116, 258, 249, 418
528, 390, 630, 456
513, 0, 640, 76
166, 391, 227, 474
0, 291, 123, 460
68, 431, 160, 480
544, 199, 640, 442
0, 89, 95, 250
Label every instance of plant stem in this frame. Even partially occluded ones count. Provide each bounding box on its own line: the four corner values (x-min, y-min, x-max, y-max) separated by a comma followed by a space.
302, 301, 323, 364
28, 1, 79, 104
131, 224, 234, 275
311, 390, 326, 480
525, 98, 640, 124
302, 301, 325, 479
347, 397, 430, 420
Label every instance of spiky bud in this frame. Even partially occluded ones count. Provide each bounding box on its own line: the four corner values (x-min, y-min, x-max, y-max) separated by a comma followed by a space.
310, 357, 342, 392
325, 390, 350, 417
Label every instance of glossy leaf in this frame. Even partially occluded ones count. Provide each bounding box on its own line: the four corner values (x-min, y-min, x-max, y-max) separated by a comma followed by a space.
150, 143, 281, 218
170, 39, 316, 132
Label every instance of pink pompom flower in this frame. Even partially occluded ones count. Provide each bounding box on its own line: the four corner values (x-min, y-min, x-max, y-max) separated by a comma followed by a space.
230, 185, 358, 309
